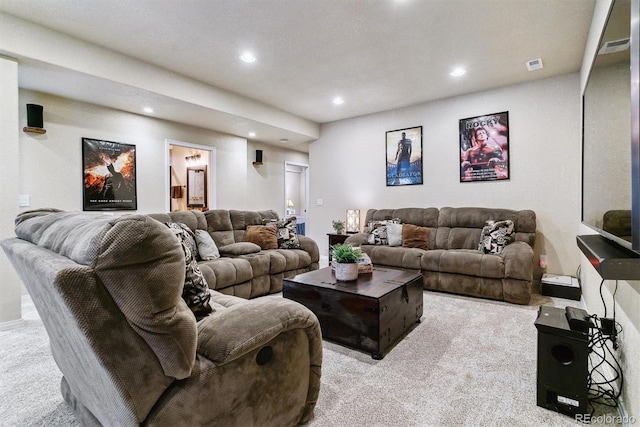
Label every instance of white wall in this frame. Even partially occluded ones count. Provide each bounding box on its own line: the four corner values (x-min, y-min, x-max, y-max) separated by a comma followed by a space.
309, 73, 582, 275
247, 140, 308, 217
17, 90, 253, 213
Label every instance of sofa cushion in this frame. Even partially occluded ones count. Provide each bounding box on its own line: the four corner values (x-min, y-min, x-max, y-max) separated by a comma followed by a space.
421, 249, 505, 279
246, 225, 278, 249
478, 220, 514, 255
194, 229, 220, 260
402, 224, 429, 250
166, 222, 213, 321
219, 242, 262, 256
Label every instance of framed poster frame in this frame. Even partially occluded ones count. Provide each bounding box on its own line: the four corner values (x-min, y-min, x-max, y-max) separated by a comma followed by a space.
386, 126, 423, 186
459, 111, 510, 182
82, 137, 137, 211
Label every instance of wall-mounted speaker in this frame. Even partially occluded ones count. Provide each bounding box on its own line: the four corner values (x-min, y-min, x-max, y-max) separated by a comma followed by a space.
26, 104, 44, 128
255, 149, 263, 163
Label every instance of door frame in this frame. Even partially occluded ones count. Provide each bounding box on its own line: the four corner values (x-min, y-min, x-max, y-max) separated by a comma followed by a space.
165, 139, 216, 212
284, 160, 309, 226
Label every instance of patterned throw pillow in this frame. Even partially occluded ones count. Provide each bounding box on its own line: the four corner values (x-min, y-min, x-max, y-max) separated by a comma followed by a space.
165, 222, 213, 321
246, 225, 278, 249
478, 220, 515, 255
367, 219, 401, 245
265, 217, 301, 249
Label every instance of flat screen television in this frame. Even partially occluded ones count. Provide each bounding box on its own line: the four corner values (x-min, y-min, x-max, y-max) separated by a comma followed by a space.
580, 0, 640, 278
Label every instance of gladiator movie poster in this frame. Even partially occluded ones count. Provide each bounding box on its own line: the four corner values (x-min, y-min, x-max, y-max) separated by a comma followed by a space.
459, 111, 510, 182
386, 126, 423, 186
82, 138, 137, 210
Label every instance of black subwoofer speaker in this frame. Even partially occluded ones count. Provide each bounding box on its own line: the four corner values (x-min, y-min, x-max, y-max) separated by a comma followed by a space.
26, 104, 44, 128
534, 306, 589, 417
255, 149, 263, 163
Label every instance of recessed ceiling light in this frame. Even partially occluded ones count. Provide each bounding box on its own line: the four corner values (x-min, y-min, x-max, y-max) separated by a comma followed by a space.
450, 67, 466, 77
143, 107, 154, 113
249, 132, 256, 137
280, 138, 289, 143
240, 52, 256, 63
332, 96, 344, 105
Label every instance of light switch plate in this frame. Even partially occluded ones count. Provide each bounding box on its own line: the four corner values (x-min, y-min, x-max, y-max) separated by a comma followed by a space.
19, 194, 30, 207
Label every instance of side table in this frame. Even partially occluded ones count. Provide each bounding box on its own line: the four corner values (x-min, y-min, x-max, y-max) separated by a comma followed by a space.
327, 233, 350, 248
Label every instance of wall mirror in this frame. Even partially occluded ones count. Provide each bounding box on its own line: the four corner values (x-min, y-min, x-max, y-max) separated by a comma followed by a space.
187, 166, 207, 208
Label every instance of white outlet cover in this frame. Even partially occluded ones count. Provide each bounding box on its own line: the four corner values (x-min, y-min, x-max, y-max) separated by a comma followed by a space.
18, 194, 30, 207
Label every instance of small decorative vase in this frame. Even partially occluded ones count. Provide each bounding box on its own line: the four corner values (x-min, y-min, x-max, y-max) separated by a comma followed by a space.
334, 262, 358, 281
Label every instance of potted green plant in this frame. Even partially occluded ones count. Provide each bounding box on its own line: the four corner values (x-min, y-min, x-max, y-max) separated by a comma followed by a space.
331, 243, 361, 281
332, 219, 346, 234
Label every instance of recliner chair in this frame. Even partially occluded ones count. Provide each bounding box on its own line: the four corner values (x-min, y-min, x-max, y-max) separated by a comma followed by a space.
1, 209, 322, 426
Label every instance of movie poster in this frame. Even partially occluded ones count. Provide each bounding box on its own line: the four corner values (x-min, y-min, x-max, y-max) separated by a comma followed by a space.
459, 111, 509, 182
386, 126, 423, 186
82, 138, 137, 210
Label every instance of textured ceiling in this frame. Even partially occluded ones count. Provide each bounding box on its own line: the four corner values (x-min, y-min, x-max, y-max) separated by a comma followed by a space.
0, 0, 596, 149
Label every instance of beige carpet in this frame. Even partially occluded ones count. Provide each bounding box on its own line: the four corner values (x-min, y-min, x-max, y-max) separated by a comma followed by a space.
0, 290, 621, 426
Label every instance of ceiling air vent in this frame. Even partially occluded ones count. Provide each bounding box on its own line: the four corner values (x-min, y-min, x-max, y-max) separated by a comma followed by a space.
526, 58, 544, 71
599, 38, 630, 55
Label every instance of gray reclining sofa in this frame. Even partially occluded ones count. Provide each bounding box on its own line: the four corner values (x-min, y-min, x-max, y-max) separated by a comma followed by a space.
345, 206, 536, 304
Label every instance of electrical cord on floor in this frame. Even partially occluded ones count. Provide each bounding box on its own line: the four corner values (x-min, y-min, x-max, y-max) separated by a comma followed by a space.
586, 314, 624, 416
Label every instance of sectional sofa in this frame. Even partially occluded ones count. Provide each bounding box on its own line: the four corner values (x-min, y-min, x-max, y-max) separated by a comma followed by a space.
148, 209, 320, 298
344, 207, 537, 304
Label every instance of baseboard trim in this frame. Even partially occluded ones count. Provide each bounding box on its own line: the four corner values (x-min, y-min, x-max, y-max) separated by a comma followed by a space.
0, 317, 24, 331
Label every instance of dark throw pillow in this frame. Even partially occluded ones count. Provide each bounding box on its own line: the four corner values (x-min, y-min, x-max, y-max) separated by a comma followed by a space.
166, 222, 213, 321
402, 224, 429, 250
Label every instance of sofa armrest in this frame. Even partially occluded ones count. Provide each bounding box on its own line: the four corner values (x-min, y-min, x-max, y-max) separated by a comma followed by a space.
297, 235, 320, 263
501, 241, 534, 281
196, 297, 322, 366
344, 232, 369, 247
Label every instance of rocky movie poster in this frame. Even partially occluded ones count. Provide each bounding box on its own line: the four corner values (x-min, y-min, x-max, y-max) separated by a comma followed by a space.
82, 138, 137, 210
459, 111, 509, 182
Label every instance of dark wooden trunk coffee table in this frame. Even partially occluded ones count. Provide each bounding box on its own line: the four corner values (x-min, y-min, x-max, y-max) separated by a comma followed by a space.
283, 266, 423, 359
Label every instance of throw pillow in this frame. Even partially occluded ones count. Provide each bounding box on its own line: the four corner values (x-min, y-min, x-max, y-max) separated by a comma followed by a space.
219, 242, 262, 256
367, 219, 401, 245
402, 224, 429, 250
478, 220, 515, 255
264, 217, 301, 249
165, 222, 213, 321
386, 223, 403, 247
246, 225, 278, 250
194, 229, 220, 260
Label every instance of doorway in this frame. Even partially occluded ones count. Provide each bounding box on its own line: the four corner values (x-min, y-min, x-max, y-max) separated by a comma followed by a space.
284, 161, 309, 235
165, 139, 216, 212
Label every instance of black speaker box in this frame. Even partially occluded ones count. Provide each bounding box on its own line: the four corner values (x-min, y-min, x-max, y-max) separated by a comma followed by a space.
256, 149, 263, 163
535, 306, 589, 417
26, 104, 44, 128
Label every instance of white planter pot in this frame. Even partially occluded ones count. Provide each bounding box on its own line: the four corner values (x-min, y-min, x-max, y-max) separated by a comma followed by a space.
334, 262, 358, 281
